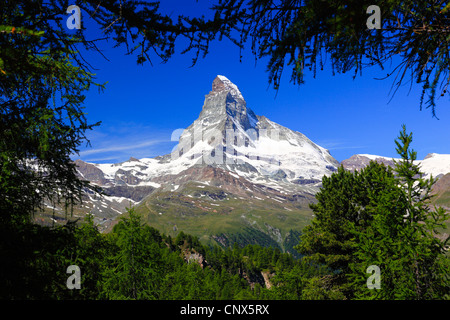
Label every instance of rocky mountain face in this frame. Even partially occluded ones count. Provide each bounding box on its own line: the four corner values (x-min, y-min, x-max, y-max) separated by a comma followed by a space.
341, 154, 396, 172
162, 74, 339, 189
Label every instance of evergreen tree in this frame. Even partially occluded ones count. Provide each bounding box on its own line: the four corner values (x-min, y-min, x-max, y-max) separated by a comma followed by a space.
296, 161, 395, 298
298, 125, 449, 299
1, 1, 220, 298
349, 125, 450, 299
101, 208, 164, 299
71, 214, 109, 299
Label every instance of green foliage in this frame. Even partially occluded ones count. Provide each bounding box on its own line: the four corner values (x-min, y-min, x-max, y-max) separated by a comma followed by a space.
0, 215, 108, 299
296, 161, 396, 298
348, 125, 450, 299
215, 227, 282, 250
1, 0, 102, 225
135, 182, 312, 249
101, 208, 165, 299
2, 180, 447, 300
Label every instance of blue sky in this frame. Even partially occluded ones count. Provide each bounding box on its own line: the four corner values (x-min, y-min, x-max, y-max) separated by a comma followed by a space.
71, 1, 450, 163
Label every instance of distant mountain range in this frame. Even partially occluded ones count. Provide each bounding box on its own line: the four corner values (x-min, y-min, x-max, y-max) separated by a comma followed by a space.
341, 153, 450, 178
36, 76, 450, 250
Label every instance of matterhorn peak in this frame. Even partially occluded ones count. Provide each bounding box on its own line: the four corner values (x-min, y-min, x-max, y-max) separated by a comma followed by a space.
211, 75, 244, 101
197, 75, 254, 131
175, 75, 339, 183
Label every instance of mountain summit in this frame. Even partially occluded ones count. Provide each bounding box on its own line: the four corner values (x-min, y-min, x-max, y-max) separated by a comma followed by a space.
211, 75, 245, 100
173, 75, 339, 188
194, 75, 257, 135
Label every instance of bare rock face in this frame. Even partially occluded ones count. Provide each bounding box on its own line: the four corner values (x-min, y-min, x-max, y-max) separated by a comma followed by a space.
114, 168, 141, 185
211, 76, 227, 93
186, 251, 207, 268
341, 155, 372, 171
431, 173, 450, 195
102, 185, 156, 202
341, 155, 395, 171
74, 159, 108, 185
195, 75, 254, 140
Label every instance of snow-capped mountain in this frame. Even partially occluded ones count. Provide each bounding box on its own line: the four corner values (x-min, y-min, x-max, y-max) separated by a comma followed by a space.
168, 75, 339, 189
78, 75, 339, 194
68, 75, 339, 229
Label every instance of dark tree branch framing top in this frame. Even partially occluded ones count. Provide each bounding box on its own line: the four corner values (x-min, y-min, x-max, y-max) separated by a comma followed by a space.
78, 0, 221, 66
210, 0, 450, 117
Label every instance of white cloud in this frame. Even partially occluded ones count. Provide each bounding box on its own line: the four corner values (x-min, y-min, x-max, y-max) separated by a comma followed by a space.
72, 122, 178, 163
318, 140, 367, 151
79, 139, 165, 157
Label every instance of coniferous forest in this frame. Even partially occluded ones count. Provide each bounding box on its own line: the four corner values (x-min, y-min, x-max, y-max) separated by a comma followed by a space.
1, 208, 326, 300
